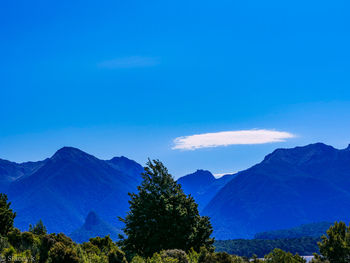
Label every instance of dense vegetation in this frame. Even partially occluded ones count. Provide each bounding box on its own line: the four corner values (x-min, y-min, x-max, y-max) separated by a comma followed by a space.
0, 160, 349, 262
215, 237, 320, 258
254, 222, 332, 239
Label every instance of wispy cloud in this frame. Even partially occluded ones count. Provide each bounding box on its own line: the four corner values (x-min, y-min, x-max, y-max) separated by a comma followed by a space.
98, 56, 159, 69
172, 129, 295, 150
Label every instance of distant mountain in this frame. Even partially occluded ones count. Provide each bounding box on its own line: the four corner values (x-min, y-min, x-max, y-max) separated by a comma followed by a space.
5, 147, 143, 234
177, 170, 236, 210
254, 222, 332, 239
106, 156, 144, 179
0, 158, 47, 190
70, 211, 121, 243
203, 143, 350, 239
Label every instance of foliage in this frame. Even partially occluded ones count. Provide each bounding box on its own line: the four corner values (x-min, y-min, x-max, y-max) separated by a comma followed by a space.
214, 237, 320, 257
48, 241, 80, 263
317, 221, 350, 263
0, 193, 16, 236
160, 249, 189, 263
29, 220, 47, 236
131, 255, 146, 263
148, 252, 178, 263
119, 160, 214, 257
198, 247, 247, 263
2, 189, 348, 263
310, 255, 330, 263
89, 236, 116, 254
0, 236, 10, 252
81, 235, 127, 263
108, 247, 128, 263
264, 248, 306, 263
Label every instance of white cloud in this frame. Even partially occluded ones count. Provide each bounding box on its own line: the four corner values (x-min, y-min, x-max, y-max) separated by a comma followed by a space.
214, 172, 237, 178
97, 56, 159, 69
172, 129, 295, 150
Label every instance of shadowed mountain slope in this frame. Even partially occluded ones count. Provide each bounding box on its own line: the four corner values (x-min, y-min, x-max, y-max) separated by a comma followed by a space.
203, 143, 350, 239
177, 170, 236, 210
0, 158, 47, 190
6, 147, 143, 234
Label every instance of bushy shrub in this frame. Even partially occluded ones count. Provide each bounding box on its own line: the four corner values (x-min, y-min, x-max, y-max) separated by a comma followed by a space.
310, 255, 330, 263
108, 247, 128, 263
264, 248, 305, 263
197, 247, 249, 263
161, 249, 189, 263
48, 241, 80, 263
89, 236, 115, 254
2, 246, 16, 262
0, 236, 10, 253
7, 228, 22, 249
39, 234, 57, 263
131, 255, 146, 263
148, 252, 178, 263
187, 248, 199, 263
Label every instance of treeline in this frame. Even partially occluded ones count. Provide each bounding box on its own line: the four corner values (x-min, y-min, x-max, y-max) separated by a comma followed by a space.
1, 160, 349, 262
254, 222, 332, 240
215, 237, 320, 258
0, 224, 308, 263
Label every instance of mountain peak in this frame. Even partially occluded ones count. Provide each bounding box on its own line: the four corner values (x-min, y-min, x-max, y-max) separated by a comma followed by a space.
178, 169, 215, 184
84, 211, 101, 227
51, 147, 94, 161
193, 169, 215, 178
55, 146, 84, 154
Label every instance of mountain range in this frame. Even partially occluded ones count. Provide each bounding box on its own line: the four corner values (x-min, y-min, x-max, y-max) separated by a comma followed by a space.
1, 143, 350, 240
202, 143, 350, 238
1, 147, 143, 234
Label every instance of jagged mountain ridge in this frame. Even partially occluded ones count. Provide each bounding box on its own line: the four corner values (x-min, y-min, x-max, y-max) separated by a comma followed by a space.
3, 147, 143, 234
203, 143, 350, 239
0, 158, 48, 190
2, 143, 350, 240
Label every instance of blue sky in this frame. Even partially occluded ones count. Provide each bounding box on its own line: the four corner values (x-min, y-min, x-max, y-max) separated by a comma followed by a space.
1, 0, 350, 178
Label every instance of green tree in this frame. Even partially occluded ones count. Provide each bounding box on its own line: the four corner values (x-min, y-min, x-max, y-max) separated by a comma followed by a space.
317, 221, 350, 263
119, 160, 214, 257
264, 249, 305, 263
0, 193, 16, 237
29, 220, 47, 235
